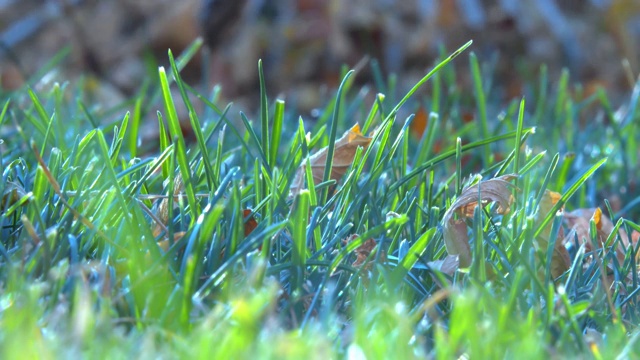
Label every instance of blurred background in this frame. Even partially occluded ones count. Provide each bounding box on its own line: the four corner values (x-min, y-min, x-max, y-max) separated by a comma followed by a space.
1, 0, 640, 113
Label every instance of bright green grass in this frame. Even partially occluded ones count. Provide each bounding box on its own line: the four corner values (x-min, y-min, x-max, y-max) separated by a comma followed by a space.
1, 39, 640, 359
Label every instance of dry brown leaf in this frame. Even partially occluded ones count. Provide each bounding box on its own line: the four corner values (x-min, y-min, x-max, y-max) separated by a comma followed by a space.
564, 207, 630, 263
562, 207, 640, 314
343, 235, 382, 269
156, 232, 186, 252
536, 193, 639, 281
426, 255, 459, 288
550, 243, 572, 279
441, 174, 517, 267
291, 123, 372, 195
243, 209, 258, 237
536, 190, 563, 242
1, 180, 28, 210
443, 219, 471, 267
410, 105, 428, 138
427, 255, 459, 276
535, 190, 571, 278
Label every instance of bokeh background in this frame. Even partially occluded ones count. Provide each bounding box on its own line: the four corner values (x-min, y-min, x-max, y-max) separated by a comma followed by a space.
1, 0, 640, 113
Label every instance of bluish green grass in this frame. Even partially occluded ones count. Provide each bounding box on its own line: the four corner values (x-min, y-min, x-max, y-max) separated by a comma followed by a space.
1, 38, 639, 359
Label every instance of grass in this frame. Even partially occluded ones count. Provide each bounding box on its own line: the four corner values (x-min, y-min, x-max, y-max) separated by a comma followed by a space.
1, 38, 640, 358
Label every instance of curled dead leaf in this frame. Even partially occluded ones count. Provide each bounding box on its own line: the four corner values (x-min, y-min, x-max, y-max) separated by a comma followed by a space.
443, 220, 471, 267
291, 124, 372, 195
441, 174, 517, 267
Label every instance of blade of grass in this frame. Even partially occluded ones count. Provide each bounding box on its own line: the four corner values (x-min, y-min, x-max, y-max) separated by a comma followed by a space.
258, 60, 270, 170
321, 70, 354, 204
168, 50, 217, 191
393, 227, 436, 280
158, 66, 198, 221
109, 112, 129, 166
390, 129, 530, 193
291, 190, 310, 294
470, 52, 490, 163
270, 99, 285, 167
127, 84, 146, 158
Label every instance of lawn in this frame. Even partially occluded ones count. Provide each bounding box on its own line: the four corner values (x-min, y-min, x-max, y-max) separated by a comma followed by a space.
1, 39, 640, 359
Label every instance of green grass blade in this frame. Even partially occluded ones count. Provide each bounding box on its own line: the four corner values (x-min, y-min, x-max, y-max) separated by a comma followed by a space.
158, 66, 198, 221
291, 190, 310, 293
157, 111, 171, 179
393, 227, 436, 279
470, 52, 490, 162
386, 40, 472, 122
321, 70, 354, 204
109, 112, 129, 166
127, 85, 146, 158
168, 50, 216, 190
270, 99, 285, 167
258, 60, 270, 170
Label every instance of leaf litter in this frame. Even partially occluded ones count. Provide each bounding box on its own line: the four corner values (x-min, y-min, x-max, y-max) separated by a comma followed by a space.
441, 174, 517, 268
290, 123, 372, 196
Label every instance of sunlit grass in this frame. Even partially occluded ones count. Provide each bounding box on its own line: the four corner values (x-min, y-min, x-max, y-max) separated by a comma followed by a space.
1, 38, 640, 358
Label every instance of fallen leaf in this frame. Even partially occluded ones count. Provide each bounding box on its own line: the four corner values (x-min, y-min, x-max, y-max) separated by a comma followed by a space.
461, 112, 474, 123
291, 124, 372, 195
243, 209, 258, 237
550, 242, 572, 280
343, 235, 382, 269
427, 254, 459, 276
156, 232, 186, 252
410, 105, 428, 138
442, 174, 517, 267
563, 207, 630, 263
536, 190, 563, 242
535, 190, 571, 278
427, 254, 459, 288
443, 219, 471, 267
1, 181, 28, 210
